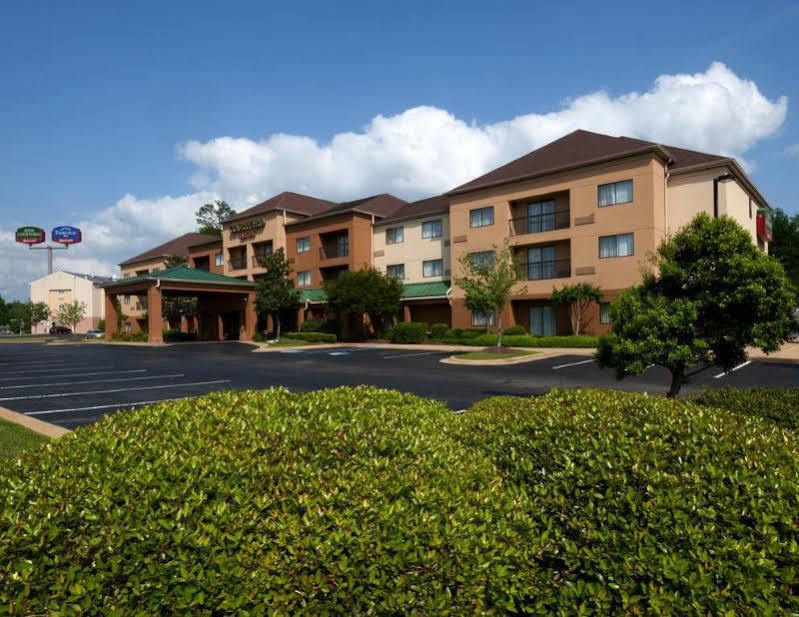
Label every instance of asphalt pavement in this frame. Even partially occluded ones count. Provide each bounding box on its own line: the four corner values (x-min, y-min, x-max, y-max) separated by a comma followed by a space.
0, 341, 795, 429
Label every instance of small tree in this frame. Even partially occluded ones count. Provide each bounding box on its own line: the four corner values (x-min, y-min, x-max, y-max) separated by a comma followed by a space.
597, 214, 797, 397
324, 268, 403, 338
196, 200, 236, 236
56, 300, 86, 333
30, 302, 50, 332
455, 241, 525, 347
254, 249, 299, 341
551, 283, 601, 335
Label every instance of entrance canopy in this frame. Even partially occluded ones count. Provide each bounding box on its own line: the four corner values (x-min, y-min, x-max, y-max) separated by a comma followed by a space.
102, 266, 257, 343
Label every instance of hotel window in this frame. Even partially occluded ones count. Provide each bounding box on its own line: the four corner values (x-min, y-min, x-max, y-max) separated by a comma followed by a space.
151, 267, 160, 272
215, 253, 223, 267
422, 219, 443, 239
469, 250, 495, 269
297, 271, 311, 287
386, 226, 404, 245
530, 306, 557, 336
470, 206, 494, 228
599, 233, 634, 258
297, 237, 311, 253
471, 310, 495, 327
423, 259, 443, 278
124, 295, 129, 305
598, 179, 633, 207
600, 302, 613, 325
386, 264, 405, 279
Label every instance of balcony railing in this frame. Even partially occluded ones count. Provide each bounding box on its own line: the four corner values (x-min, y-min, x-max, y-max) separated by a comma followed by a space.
517, 258, 571, 281
228, 256, 247, 270
509, 209, 570, 235
252, 254, 272, 267
319, 244, 349, 260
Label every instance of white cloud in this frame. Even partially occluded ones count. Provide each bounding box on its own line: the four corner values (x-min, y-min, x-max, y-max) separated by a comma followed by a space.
0, 62, 787, 303
786, 144, 799, 158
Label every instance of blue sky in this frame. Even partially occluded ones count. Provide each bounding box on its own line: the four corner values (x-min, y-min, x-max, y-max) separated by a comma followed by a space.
1, 0, 798, 300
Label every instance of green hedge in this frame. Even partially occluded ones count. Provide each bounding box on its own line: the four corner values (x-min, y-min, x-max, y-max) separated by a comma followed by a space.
693, 386, 799, 430
437, 333, 599, 348
111, 331, 147, 342
163, 328, 196, 343
389, 321, 427, 343
502, 324, 526, 335
429, 322, 449, 339
284, 331, 337, 343
2, 387, 798, 614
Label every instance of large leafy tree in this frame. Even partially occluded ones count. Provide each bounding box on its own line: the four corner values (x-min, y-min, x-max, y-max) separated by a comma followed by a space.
254, 249, 299, 341
55, 300, 87, 333
455, 241, 525, 347
597, 214, 796, 397
196, 200, 236, 236
30, 302, 50, 331
4, 300, 34, 333
324, 268, 403, 338
769, 207, 799, 290
551, 283, 601, 335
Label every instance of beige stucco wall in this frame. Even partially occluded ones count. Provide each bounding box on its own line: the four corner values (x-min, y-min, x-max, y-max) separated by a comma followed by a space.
29, 271, 105, 333
373, 214, 450, 283
120, 257, 168, 317
222, 210, 302, 281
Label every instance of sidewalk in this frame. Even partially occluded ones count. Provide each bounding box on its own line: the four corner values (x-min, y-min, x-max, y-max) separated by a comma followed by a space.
749, 342, 799, 364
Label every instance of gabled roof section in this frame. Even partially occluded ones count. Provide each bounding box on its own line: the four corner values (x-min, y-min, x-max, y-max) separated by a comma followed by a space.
285, 193, 407, 227
448, 129, 728, 195
103, 266, 255, 288
120, 233, 220, 267
224, 191, 338, 224
64, 271, 114, 285
377, 194, 450, 226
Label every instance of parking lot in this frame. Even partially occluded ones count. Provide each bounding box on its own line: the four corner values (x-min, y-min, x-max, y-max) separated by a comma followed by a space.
1, 341, 796, 429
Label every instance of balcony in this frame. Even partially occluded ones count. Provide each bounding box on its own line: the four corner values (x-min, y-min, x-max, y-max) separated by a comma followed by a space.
516, 258, 571, 281
228, 256, 247, 270
509, 208, 570, 236
319, 243, 349, 260
251, 253, 272, 268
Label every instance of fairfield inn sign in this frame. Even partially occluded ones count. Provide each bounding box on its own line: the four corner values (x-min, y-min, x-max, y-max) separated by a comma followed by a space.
230, 218, 265, 240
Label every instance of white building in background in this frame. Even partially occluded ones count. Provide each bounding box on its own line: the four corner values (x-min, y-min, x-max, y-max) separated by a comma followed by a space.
29, 271, 113, 333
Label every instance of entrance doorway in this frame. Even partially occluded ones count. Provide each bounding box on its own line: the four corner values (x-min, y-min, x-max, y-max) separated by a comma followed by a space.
221, 311, 241, 340
530, 305, 557, 336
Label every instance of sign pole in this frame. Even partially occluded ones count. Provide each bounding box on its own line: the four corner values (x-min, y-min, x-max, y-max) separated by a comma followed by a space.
30, 244, 68, 274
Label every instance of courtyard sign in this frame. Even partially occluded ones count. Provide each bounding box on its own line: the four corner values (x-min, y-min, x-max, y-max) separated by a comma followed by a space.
52, 225, 83, 245
15, 226, 45, 245
230, 219, 265, 235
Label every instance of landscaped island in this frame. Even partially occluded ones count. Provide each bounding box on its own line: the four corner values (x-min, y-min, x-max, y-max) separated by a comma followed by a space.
1, 386, 798, 614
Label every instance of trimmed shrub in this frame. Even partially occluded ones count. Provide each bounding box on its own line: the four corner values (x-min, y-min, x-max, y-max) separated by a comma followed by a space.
163, 328, 196, 343
283, 331, 337, 343
430, 322, 449, 339
300, 318, 326, 332
97, 319, 105, 332
693, 386, 799, 430
444, 327, 463, 338
501, 334, 599, 348
2, 387, 799, 613
252, 330, 265, 342
502, 324, 526, 335
111, 331, 147, 342
389, 321, 427, 344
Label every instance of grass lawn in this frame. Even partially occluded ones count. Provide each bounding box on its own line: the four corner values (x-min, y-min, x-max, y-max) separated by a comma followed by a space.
0, 418, 49, 458
455, 349, 539, 361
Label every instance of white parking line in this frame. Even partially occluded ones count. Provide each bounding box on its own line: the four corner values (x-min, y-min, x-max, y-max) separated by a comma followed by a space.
552, 358, 595, 370
714, 361, 751, 379
382, 351, 441, 359
0, 373, 185, 390
0, 369, 146, 382
0, 379, 230, 402
1, 359, 71, 367
25, 397, 191, 416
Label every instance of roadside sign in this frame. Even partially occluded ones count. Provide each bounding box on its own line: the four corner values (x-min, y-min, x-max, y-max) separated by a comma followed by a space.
15, 226, 45, 245
52, 226, 82, 245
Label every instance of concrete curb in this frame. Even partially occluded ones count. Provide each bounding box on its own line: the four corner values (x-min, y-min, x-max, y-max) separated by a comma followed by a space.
0, 406, 71, 438
440, 348, 586, 366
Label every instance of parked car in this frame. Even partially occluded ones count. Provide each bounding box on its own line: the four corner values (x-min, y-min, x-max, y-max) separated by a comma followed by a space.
84, 329, 105, 339
49, 325, 72, 335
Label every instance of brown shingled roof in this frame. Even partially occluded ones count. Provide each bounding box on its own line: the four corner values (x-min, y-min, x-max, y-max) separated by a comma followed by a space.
120, 232, 220, 266
285, 193, 407, 226
224, 191, 338, 224
378, 194, 449, 225
449, 130, 727, 195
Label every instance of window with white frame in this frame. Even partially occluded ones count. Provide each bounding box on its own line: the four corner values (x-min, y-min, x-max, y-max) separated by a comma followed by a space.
599, 233, 634, 258
215, 252, 223, 267
296, 237, 311, 253
386, 264, 405, 279
469, 250, 495, 269
386, 226, 404, 244
422, 259, 443, 278
422, 219, 443, 239
600, 302, 613, 325
470, 206, 494, 228
471, 310, 495, 327
297, 271, 311, 286
598, 180, 633, 207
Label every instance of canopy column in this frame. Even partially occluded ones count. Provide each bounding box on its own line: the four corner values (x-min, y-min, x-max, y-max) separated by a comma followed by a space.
104, 293, 119, 341
147, 284, 163, 343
